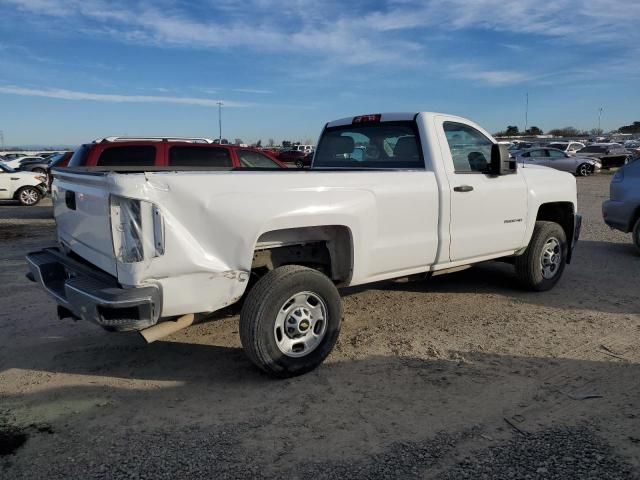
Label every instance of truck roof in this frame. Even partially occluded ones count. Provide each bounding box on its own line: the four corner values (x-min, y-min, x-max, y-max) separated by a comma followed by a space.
325, 112, 471, 128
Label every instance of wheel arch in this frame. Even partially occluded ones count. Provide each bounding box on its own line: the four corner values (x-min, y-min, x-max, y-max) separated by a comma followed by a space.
252, 225, 354, 285
535, 202, 576, 262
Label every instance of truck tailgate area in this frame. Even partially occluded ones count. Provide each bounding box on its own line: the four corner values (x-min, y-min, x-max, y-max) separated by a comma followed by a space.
52, 169, 118, 276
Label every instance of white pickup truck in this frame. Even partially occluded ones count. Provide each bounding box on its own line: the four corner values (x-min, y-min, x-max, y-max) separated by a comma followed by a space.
27, 112, 581, 377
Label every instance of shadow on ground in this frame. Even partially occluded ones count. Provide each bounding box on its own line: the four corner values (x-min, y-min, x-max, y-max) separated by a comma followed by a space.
343, 240, 640, 315
1, 338, 639, 478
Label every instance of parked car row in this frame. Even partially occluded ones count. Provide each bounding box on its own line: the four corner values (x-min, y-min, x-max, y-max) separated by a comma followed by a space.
508, 140, 635, 175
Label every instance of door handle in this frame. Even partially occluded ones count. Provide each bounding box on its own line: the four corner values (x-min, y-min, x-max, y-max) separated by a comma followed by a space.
454, 185, 474, 192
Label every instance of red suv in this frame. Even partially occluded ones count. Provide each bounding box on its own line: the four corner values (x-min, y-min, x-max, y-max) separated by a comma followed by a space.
67, 137, 287, 169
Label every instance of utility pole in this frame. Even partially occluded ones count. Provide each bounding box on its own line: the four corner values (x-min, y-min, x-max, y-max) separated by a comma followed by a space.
524, 92, 529, 134
216, 102, 223, 143
598, 107, 604, 132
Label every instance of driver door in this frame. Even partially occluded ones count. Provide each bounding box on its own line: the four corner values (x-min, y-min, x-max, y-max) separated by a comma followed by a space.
435, 116, 528, 262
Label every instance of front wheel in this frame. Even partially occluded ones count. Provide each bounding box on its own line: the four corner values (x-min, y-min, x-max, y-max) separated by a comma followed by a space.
295, 160, 304, 169
576, 163, 592, 176
515, 221, 567, 291
16, 186, 42, 206
240, 265, 342, 377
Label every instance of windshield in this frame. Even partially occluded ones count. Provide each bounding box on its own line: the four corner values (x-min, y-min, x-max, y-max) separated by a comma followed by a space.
314, 121, 423, 169
46, 153, 63, 164
68, 145, 91, 167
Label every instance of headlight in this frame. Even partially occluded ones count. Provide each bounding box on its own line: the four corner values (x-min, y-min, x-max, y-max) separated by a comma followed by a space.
110, 195, 164, 263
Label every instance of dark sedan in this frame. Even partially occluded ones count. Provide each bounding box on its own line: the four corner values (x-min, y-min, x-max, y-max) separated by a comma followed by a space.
576, 144, 630, 169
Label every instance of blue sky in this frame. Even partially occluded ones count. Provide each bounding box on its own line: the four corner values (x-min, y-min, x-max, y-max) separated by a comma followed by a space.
1, 0, 639, 146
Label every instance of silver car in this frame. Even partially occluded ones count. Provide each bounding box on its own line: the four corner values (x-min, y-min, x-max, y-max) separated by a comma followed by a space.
515, 147, 601, 176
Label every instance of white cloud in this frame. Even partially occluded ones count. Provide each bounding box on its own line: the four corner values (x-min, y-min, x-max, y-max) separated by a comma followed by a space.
0, 85, 252, 107
448, 64, 529, 86
3, 0, 640, 84
233, 88, 272, 94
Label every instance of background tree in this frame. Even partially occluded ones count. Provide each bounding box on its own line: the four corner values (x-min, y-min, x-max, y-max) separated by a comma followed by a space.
282, 140, 291, 148
234, 138, 244, 145
589, 128, 604, 136
255, 139, 262, 147
268, 138, 275, 147
525, 126, 543, 135
548, 127, 583, 137
618, 121, 640, 134
505, 125, 520, 136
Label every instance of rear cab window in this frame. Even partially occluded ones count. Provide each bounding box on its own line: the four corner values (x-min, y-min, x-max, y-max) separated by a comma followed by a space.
168, 146, 232, 167
314, 121, 423, 169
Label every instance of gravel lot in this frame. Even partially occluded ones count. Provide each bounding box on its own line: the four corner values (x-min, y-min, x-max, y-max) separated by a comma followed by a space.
1, 175, 639, 479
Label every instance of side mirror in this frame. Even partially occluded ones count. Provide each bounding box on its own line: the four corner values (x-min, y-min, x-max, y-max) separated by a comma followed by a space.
490, 143, 517, 175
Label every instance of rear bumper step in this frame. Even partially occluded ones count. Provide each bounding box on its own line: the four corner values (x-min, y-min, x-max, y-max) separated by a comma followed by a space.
26, 248, 161, 331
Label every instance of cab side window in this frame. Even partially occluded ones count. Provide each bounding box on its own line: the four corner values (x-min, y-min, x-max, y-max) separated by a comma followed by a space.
443, 122, 493, 173
97, 146, 156, 166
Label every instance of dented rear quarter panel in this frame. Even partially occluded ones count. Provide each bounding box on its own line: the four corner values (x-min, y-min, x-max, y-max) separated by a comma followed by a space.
106, 169, 440, 316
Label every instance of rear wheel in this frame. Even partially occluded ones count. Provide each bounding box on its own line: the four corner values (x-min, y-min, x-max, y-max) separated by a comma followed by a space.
16, 186, 42, 206
576, 163, 592, 176
295, 160, 304, 169
240, 265, 342, 377
515, 221, 567, 291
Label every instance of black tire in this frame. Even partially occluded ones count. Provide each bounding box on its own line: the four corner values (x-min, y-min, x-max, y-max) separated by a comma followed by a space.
632, 217, 640, 255
295, 160, 304, 169
515, 221, 567, 291
240, 265, 342, 377
16, 186, 42, 206
576, 163, 592, 177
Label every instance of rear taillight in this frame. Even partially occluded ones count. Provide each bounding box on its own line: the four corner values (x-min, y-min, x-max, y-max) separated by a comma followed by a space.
110, 195, 164, 263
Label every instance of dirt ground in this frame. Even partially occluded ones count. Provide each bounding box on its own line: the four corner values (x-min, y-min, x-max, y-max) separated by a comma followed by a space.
1, 175, 639, 479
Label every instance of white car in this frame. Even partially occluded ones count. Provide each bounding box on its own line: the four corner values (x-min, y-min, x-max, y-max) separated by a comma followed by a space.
27, 112, 581, 377
3, 155, 44, 169
291, 144, 314, 153
0, 162, 48, 206
547, 142, 585, 155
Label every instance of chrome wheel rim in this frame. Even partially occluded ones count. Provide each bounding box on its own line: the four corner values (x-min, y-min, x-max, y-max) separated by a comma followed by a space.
274, 291, 328, 358
541, 237, 561, 279
20, 188, 38, 205
579, 164, 589, 176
